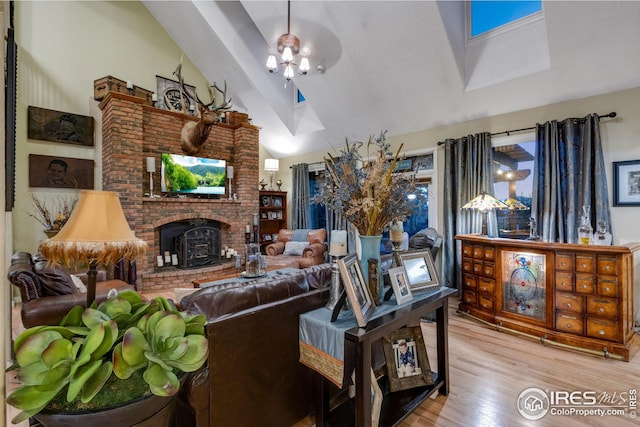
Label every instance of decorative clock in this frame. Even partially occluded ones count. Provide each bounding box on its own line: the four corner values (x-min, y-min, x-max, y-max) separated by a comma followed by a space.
502, 251, 546, 320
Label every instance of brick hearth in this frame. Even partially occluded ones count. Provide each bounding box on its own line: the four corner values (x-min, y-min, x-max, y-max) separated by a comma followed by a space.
99, 93, 259, 291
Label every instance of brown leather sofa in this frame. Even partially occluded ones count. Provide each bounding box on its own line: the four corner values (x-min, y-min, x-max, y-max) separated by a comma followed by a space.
7, 252, 134, 328
177, 263, 331, 427
265, 228, 328, 268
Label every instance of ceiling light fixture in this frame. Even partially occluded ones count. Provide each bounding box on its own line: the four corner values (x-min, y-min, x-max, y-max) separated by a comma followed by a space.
266, 1, 310, 81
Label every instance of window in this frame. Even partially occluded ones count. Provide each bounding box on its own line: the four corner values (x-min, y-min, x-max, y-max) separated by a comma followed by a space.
492, 138, 536, 239
470, 0, 542, 37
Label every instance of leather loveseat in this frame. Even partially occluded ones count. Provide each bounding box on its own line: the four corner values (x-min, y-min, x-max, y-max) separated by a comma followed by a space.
265, 228, 328, 268
7, 252, 134, 328
176, 263, 332, 427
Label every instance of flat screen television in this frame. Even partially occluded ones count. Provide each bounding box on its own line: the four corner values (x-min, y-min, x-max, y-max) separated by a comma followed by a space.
161, 153, 226, 196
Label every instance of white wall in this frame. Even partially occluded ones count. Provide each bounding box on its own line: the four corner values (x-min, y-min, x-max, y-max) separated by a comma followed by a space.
281, 86, 640, 246
14, 1, 211, 254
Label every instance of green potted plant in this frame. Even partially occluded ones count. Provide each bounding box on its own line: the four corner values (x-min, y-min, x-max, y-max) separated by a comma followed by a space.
7, 290, 208, 426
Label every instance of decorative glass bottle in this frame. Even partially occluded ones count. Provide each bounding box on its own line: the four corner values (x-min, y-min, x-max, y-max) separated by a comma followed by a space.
593, 220, 612, 246
578, 205, 593, 245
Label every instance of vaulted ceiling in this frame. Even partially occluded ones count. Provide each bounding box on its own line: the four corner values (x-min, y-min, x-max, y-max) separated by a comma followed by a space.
142, 1, 640, 159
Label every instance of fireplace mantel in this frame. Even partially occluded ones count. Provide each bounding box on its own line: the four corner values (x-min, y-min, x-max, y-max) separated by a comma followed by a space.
99, 93, 259, 291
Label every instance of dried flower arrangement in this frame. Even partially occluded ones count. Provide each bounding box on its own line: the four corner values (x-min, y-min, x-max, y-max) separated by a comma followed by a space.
28, 192, 78, 233
314, 130, 420, 236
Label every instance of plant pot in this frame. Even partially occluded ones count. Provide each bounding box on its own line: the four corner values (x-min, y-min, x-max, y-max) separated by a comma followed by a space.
43, 229, 59, 238
34, 393, 178, 427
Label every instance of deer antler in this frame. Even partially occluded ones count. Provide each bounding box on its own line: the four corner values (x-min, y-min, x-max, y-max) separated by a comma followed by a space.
173, 58, 234, 155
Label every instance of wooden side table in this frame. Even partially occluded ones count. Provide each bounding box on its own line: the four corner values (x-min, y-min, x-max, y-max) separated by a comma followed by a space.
301, 287, 456, 427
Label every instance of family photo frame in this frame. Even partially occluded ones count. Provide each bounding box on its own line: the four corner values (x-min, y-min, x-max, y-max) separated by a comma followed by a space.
398, 250, 439, 292
388, 266, 413, 305
613, 159, 640, 206
383, 327, 433, 392
337, 253, 375, 327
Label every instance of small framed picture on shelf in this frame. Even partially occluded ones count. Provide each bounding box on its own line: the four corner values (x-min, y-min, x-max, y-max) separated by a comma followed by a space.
261, 195, 271, 207
398, 250, 439, 292
276, 211, 282, 219
383, 327, 433, 392
272, 197, 283, 207
260, 212, 268, 219
262, 234, 272, 241
337, 254, 375, 328
272, 233, 279, 242
268, 211, 277, 220
388, 267, 413, 305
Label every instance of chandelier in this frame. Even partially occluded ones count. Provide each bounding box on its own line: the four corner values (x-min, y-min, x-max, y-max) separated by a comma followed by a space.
266, 1, 310, 81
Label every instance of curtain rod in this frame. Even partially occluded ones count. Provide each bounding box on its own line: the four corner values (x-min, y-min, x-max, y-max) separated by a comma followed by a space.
436, 112, 617, 146
289, 161, 324, 169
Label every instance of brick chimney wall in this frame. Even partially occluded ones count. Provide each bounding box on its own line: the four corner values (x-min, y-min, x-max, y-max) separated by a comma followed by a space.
99, 93, 259, 291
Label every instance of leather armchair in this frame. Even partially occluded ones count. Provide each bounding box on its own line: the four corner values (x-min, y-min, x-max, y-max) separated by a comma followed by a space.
8, 252, 133, 328
265, 229, 328, 268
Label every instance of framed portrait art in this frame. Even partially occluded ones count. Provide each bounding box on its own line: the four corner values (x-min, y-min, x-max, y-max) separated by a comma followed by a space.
398, 250, 439, 292
29, 154, 94, 189
383, 327, 433, 392
613, 160, 640, 206
388, 266, 413, 305
338, 253, 376, 327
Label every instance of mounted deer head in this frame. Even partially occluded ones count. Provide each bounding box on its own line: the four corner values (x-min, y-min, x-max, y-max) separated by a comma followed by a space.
173, 60, 232, 155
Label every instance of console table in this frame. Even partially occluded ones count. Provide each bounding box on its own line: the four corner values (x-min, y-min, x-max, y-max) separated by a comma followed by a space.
456, 234, 640, 361
299, 287, 456, 427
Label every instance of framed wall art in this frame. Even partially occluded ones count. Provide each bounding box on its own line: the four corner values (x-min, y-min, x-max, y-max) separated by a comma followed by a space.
613, 160, 640, 206
28, 106, 94, 146
388, 266, 413, 305
338, 253, 375, 327
156, 75, 197, 112
398, 250, 439, 292
29, 154, 94, 189
383, 327, 433, 392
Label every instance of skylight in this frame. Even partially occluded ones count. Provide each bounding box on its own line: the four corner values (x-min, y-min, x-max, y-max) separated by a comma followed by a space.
471, 1, 542, 37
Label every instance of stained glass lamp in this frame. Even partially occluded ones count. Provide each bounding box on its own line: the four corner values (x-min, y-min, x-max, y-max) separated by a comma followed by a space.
502, 197, 529, 210
462, 192, 509, 236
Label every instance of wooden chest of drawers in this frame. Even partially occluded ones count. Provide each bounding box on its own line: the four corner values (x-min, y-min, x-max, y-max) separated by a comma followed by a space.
456, 235, 640, 361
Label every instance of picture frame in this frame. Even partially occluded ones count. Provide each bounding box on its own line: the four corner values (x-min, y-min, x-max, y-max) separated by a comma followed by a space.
261, 195, 271, 207
268, 211, 277, 220
388, 266, 413, 305
613, 160, 640, 206
398, 250, 439, 292
272, 233, 279, 242
156, 75, 197, 112
261, 212, 267, 219
338, 253, 376, 327
383, 327, 433, 392
262, 234, 272, 241
29, 154, 94, 189
370, 369, 382, 427
28, 106, 94, 146
272, 196, 283, 207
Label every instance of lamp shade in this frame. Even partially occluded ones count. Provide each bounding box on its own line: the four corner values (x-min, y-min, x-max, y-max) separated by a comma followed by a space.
264, 158, 279, 172
39, 190, 147, 267
502, 197, 529, 210
461, 192, 509, 211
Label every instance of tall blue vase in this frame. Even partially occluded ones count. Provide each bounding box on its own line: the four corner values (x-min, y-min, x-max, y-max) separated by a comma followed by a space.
358, 235, 383, 303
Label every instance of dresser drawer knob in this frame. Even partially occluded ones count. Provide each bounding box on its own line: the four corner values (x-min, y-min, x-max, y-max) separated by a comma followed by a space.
566, 323, 572, 328
599, 330, 605, 335
582, 284, 587, 289
565, 303, 572, 308
582, 263, 587, 268
599, 308, 605, 313
605, 266, 611, 271
604, 287, 610, 292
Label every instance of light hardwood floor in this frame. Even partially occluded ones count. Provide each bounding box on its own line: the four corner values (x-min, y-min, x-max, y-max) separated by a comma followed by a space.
9, 294, 639, 427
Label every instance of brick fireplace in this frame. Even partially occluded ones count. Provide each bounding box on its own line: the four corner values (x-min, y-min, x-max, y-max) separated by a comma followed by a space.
99, 92, 259, 291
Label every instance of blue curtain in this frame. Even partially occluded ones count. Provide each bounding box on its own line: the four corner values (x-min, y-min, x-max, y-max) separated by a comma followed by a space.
291, 163, 311, 229
442, 133, 495, 290
532, 114, 611, 243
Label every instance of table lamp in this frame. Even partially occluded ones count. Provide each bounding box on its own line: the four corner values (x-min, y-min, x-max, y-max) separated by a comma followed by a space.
461, 192, 508, 236
38, 190, 147, 306
264, 158, 279, 190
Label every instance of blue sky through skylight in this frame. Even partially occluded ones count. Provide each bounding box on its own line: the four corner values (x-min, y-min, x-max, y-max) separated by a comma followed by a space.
471, 1, 542, 37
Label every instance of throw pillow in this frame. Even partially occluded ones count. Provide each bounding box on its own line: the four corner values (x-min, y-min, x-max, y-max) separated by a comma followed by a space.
70, 274, 87, 293
33, 260, 77, 296
283, 241, 310, 256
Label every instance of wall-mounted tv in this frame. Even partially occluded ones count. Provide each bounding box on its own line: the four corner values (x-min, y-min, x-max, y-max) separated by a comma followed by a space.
161, 153, 226, 196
